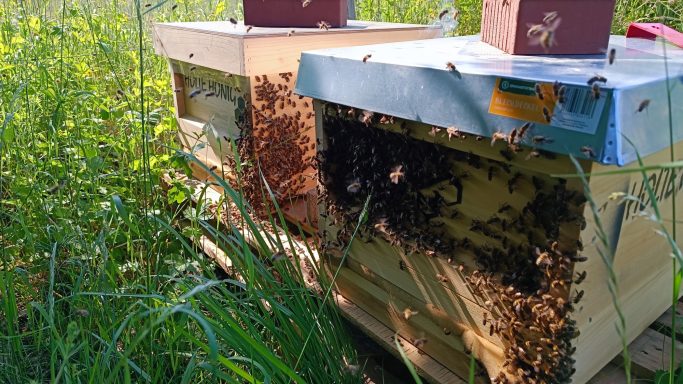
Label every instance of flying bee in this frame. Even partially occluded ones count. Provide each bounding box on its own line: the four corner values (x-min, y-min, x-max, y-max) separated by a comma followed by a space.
287, 30, 295, 37
302, 0, 312, 7
574, 271, 587, 284
229, 17, 238, 25
534, 83, 544, 100
518, 122, 532, 140
446, 61, 457, 71
362, 54, 372, 63
346, 179, 361, 193
608, 48, 616, 65
591, 82, 601, 100
204, 91, 216, 98
189, 89, 201, 98
637, 99, 651, 113
439, 9, 449, 19
571, 254, 588, 262
246, 25, 253, 33
572, 289, 585, 304
543, 11, 559, 24
317, 20, 331, 30
539, 29, 555, 52
403, 308, 419, 320
542, 106, 552, 122
580, 145, 595, 158
587, 74, 607, 85
189, 66, 197, 71
526, 23, 544, 38
189, 53, 194, 59
491, 131, 507, 146
389, 165, 404, 184
171, 4, 178, 10
508, 128, 518, 145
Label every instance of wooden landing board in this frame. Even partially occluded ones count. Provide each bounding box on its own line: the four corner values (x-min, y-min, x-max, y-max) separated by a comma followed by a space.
162, 174, 683, 383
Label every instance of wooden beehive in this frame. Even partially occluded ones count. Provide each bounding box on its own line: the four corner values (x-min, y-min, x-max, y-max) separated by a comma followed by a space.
296, 36, 683, 382
151, 20, 442, 228
481, 0, 616, 55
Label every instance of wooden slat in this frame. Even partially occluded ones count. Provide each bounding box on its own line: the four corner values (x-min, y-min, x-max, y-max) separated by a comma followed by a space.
652, 301, 683, 337
629, 327, 683, 379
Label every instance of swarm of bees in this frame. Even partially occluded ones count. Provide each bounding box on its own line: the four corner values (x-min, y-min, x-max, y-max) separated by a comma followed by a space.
224, 72, 316, 216
319, 102, 588, 383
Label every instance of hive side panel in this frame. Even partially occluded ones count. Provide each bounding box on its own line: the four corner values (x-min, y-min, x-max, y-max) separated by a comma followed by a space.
242, 28, 442, 76
572, 140, 683, 384
152, 25, 245, 75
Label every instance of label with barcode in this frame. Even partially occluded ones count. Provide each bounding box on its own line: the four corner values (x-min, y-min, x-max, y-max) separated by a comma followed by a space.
489, 78, 606, 135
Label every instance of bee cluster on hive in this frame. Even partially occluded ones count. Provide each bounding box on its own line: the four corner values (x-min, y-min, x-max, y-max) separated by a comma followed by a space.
226, 72, 317, 215
317, 103, 590, 384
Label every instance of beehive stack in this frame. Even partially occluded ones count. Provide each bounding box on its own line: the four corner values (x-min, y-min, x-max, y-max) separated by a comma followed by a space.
152, 20, 442, 228
296, 36, 683, 382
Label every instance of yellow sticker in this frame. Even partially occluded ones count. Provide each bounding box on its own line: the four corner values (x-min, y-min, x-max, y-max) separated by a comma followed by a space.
489, 78, 556, 124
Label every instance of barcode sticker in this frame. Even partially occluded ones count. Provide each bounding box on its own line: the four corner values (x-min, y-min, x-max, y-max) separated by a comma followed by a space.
550, 86, 606, 134
489, 78, 606, 135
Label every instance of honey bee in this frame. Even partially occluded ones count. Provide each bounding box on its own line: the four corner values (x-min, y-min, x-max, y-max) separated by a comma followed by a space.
270, 251, 286, 262
587, 74, 607, 85
403, 307, 419, 320
189, 53, 194, 59
525, 150, 540, 160
317, 20, 331, 30
591, 82, 601, 100
171, 4, 178, 10
190, 66, 197, 71
535, 248, 553, 267
542, 107, 552, 123
539, 30, 555, 51
534, 83, 544, 100
374, 217, 389, 234
557, 85, 567, 103
246, 25, 253, 33
439, 9, 449, 19
360, 110, 373, 125
572, 289, 584, 304
389, 165, 404, 184
491, 131, 507, 146
362, 54, 372, 63
574, 271, 587, 284
302, 0, 312, 7
446, 126, 461, 141
571, 254, 588, 262
413, 337, 428, 348
636, 99, 651, 113
428, 126, 441, 137
287, 30, 295, 37
443, 328, 452, 335
580, 145, 595, 158
446, 61, 457, 71
346, 179, 361, 193
508, 128, 518, 145
204, 91, 216, 98
608, 48, 616, 65
518, 122, 532, 140
189, 89, 201, 98
229, 17, 237, 25
436, 273, 449, 283
532, 135, 553, 144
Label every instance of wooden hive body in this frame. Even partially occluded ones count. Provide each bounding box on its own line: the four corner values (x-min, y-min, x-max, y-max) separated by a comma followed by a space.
314, 100, 682, 383
152, 20, 442, 228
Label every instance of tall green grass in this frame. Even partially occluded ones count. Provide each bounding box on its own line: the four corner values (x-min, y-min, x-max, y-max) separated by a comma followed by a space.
0, 1, 360, 383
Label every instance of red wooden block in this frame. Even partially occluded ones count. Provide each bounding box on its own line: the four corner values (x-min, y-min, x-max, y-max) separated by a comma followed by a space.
243, 0, 348, 28
481, 0, 617, 55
